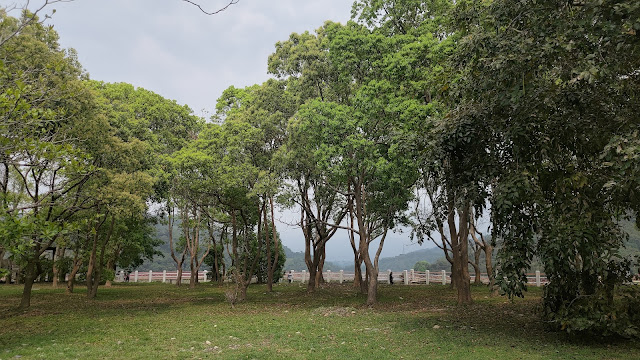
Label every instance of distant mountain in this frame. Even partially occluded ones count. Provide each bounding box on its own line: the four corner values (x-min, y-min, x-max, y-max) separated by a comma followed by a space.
378, 247, 447, 271
283, 246, 342, 272
284, 246, 448, 272
621, 219, 640, 257
140, 220, 449, 273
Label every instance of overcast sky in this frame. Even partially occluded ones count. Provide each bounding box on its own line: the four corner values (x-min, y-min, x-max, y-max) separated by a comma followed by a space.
11, 0, 431, 261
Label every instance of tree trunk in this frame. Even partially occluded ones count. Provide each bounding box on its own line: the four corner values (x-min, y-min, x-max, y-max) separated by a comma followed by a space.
105, 257, 116, 288
85, 219, 104, 297
316, 249, 325, 285
176, 266, 184, 286
365, 266, 378, 306
51, 246, 64, 288
89, 216, 114, 299
451, 205, 472, 305
472, 243, 483, 285
484, 244, 497, 295
189, 258, 197, 289
265, 199, 273, 291
19, 259, 38, 310
348, 207, 366, 293
267, 196, 280, 291
66, 251, 82, 294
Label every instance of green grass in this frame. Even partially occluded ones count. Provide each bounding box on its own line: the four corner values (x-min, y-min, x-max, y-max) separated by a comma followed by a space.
0, 283, 638, 359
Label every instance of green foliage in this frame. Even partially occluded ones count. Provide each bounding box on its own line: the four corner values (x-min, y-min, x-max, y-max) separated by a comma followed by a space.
450, 0, 640, 336
414, 260, 429, 272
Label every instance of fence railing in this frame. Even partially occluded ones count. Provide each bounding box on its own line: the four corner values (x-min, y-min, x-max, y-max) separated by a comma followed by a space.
118, 270, 208, 283
286, 269, 549, 287
118, 269, 550, 287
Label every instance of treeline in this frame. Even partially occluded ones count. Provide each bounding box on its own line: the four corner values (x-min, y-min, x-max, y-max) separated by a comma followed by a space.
2, 0, 640, 338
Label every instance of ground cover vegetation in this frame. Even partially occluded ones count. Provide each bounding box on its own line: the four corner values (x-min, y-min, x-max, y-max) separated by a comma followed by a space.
1, 0, 639, 340
0, 283, 639, 360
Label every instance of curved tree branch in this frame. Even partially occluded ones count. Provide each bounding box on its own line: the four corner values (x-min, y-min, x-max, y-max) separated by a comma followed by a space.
181, 0, 239, 15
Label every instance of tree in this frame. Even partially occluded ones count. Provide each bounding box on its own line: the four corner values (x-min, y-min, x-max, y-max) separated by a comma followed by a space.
92, 81, 203, 288
0, 11, 98, 309
452, 0, 640, 335
269, 23, 360, 293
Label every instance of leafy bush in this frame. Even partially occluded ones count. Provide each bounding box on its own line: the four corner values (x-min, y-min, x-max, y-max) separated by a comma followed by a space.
542, 258, 640, 339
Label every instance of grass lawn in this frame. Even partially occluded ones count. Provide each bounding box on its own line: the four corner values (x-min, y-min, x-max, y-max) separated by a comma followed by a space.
0, 282, 638, 359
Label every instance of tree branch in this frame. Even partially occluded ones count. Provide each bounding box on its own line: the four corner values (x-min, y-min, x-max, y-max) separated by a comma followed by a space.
181, 0, 239, 15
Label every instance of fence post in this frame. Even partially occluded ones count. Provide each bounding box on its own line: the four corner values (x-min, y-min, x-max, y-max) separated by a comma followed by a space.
148, 270, 153, 282
339, 270, 344, 284
536, 270, 541, 287
134, 270, 139, 282
403, 270, 409, 285
441, 270, 446, 285
302, 270, 306, 283
327, 270, 331, 283
426, 270, 430, 285
410, 269, 415, 283
387, 269, 392, 284
120, 270, 125, 282
203, 270, 208, 282
162, 270, 167, 283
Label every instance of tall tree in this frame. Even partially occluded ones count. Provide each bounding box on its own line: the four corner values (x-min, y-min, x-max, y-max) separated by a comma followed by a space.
0, 11, 96, 309
452, 0, 640, 335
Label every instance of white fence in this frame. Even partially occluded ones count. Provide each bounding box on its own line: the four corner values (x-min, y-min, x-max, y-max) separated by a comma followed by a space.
119, 269, 550, 287
287, 269, 549, 287
118, 270, 209, 283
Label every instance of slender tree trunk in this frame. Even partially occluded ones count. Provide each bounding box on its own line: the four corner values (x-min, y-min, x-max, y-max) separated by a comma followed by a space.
86, 216, 106, 296
190, 258, 197, 289
51, 246, 64, 288
89, 216, 114, 299
19, 258, 38, 310
267, 196, 279, 291
264, 199, 273, 291
472, 243, 483, 285
105, 257, 116, 288
316, 249, 325, 285
167, 203, 186, 286
484, 244, 497, 295
176, 264, 184, 286
451, 205, 472, 305
66, 251, 82, 294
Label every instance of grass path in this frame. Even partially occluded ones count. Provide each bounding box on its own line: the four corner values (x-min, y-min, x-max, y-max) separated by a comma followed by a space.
0, 283, 638, 359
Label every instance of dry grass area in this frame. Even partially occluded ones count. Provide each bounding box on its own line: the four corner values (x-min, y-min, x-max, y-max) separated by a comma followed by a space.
0, 282, 638, 359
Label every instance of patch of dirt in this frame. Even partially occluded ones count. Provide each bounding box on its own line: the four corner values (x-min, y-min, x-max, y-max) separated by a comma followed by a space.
312, 306, 357, 317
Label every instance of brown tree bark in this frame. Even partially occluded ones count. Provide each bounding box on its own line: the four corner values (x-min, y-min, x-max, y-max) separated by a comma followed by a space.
469, 213, 497, 295
449, 203, 472, 305
266, 196, 280, 291
183, 206, 211, 289
66, 250, 82, 294
89, 216, 115, 299
51, 246, 64, 288
471, 242, 483, 285
19, 259, 39, 310
167, 204, 187, 286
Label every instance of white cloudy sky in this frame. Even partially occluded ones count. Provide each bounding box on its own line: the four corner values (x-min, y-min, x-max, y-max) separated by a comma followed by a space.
11, 0, 431, 261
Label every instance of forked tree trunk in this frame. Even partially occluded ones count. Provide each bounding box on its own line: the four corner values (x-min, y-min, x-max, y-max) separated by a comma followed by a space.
66, 251, 82, 294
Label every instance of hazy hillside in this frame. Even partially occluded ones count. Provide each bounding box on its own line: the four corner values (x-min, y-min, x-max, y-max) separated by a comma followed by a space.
137, 219, 639, 273
378, 247, 447, 271
283, 247, 342, 272
621, 219, 640, 257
